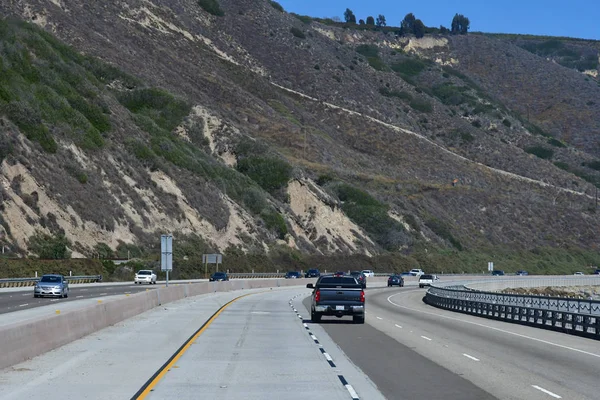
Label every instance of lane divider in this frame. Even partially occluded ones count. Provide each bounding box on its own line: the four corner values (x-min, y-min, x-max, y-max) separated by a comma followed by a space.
289, 293, 360, 400
532, 385, 562, 399
131, 293, 253, 399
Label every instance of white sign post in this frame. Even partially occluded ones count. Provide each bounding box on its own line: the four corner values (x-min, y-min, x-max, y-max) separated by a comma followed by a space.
488, 261, 494, 272
161, 234, 173, 287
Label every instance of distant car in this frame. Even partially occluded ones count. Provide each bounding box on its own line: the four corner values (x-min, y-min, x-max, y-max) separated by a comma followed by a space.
491, 270, 505, 276
361, 270, 375, 278
305, 269, 321, 278
594, 269, 600, 275
387, 275, 404, 287
285, 271, 301, 279
399, 271, 412, 276
209, 272, 229, 281
574, 272, 585, 276
334, 271, 346, 277
409, 269, 425, 276
134, 270, 157, 284
419, 274, 437, 288
34, 274, 69, 298
516, 270, 529, 276
350, 271, 367, 288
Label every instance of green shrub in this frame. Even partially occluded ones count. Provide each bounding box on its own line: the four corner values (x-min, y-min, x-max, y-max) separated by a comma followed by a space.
269, 1, 284, 12
28, 231, 71, 259
366, 57, 388, 71
425, 218, 463, 250
431, 83, 469, 106
390, 59, 427, 76
236, 156, 293, 194
332, 183, 407, 251
243, 187, 268, 214
290, 27, 306, 39
525, 145, 554, 159
471, 119, 482, 128
316, 174, 334, 186
502, 118, 512, 127
547, 137, 566, 148
585, 161, 600, 171
409, 98, 433, 113
355, 44, 379, 58
379, 88, 412, 101
117, 88, 190, 132
198, 0, 224, 16
553, 161, 570, 171
261, 209, 288, 239
292, 14, 313, 24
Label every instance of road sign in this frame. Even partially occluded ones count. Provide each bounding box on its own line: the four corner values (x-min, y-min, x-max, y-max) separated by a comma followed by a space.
488, 262, 494, 272
202, 254, 222, 264
161, 235, 173, 272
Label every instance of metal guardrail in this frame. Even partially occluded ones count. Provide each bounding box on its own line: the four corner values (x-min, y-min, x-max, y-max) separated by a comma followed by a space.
0, 275, 103, 288
425, 285, 600, 340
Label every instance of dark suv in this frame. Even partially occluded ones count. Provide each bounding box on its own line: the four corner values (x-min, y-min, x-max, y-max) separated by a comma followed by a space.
491, 270, 505, 276
209, 272, 229, 281
350, 271, 367, 288
305, 269, 321, 278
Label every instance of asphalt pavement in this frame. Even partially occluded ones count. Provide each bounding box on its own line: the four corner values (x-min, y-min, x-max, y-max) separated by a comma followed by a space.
331, 286, 600, 400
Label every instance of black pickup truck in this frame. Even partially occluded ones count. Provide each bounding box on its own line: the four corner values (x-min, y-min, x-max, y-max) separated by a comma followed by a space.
307, 276, 365, 324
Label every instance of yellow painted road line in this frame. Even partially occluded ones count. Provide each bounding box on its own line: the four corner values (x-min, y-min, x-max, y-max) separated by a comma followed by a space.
131, 293, 254, 399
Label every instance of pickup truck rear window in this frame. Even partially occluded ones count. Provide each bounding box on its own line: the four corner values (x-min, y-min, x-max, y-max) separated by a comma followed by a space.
317, 277, 360, 288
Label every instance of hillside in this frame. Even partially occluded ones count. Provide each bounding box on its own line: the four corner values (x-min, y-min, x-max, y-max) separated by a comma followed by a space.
0, 0, 599, 275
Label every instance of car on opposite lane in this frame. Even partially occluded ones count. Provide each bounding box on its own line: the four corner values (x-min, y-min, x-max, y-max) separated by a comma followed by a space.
134, 270, 157, 284
387, 274, 404, 287
361, 270, 375, 278
491, 270, 505, 276
209, 272, 230, 281
516, 270, 529, 276
34, 274, 69, 298
285, 271, 302, 279
409, 268, 425, 276
305, 269, 321, 278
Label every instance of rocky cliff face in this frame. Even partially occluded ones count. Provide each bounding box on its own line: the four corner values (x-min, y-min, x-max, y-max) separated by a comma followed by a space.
0, 0, 599, 259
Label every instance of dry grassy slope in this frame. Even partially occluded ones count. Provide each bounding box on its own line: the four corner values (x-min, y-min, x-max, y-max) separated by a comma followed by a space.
0, 0, 599, 255
435, 34, 600, 155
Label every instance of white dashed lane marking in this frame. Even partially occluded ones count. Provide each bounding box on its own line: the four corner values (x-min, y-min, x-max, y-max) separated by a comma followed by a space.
421, 336, 432, 341
463, 353, 480, 361
532, 385, 561, 398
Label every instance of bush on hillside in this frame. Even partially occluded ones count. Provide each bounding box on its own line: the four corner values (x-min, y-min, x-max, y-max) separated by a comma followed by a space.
270, 1, 284, 12
27, 231, 71, 259
236, 156, 293, 195
198, 0, 224, 16
290, 27, 306, 39
525, 145, 554, 160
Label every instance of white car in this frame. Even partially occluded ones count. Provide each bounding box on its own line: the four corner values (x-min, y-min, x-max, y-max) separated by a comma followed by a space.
573, 272, 585, 276
409, 269, 425, 276
135, 270, 157, 284
361, 270, 375, 278
418, 274, 438, 288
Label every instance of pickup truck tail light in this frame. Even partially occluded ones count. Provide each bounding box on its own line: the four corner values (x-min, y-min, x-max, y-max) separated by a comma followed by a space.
314, 289, 321, 302
360, 290, 365, 303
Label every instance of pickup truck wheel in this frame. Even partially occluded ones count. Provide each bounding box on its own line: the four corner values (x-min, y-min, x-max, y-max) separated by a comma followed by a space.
311, 310, 321, 322
353, 315, 365, 324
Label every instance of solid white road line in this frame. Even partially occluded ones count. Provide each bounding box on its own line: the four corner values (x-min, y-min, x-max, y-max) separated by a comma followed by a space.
394, 324, 403, 328
421, 336, 432, 341
532, 385, 561, 398
387, 294, 600, 359
463, 353, 480, 361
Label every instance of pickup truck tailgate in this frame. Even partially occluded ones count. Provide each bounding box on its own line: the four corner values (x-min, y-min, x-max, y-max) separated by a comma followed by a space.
318, 288, 362, 304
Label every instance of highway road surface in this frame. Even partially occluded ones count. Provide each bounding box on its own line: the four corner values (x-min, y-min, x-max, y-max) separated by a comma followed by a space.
1, 283, 598, 399
309, 286, 598, 400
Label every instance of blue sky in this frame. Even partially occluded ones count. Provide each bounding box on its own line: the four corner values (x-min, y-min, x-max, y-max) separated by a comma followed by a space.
275, 0, 600, 40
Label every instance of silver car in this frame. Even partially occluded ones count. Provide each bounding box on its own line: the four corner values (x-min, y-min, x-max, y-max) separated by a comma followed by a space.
34, 274, 69, 298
